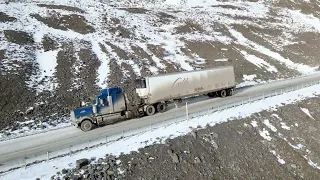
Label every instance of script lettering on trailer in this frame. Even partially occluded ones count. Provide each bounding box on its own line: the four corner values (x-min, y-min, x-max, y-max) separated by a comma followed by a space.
172, 77, 189, 89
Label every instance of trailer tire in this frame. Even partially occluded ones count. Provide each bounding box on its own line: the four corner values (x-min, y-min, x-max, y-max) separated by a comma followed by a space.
145, 105, 156, 116
80, 119, 93, 132
227, 88, 233, 96
157, 102, 167, 113
220, 89, 227, 98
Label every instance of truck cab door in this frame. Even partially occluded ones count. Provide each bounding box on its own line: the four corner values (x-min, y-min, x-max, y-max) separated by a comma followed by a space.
107, 95, 114, 113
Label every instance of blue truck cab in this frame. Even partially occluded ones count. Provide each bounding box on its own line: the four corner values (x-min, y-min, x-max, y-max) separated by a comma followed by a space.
70, 87, 128, 131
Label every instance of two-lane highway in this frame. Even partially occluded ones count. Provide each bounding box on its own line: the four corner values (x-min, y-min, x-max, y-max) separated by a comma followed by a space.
1, 72, 320, 173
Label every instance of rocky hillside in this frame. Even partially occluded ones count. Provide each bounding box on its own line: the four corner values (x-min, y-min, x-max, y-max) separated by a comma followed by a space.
50, 95, 320, 180
1, 0, 320, 131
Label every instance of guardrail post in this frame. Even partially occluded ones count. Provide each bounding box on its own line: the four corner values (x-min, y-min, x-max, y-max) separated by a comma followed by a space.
186, 102, 189, 121
47, 152, 49, 162
105, 135, 108, 147
24, 157, 27, 169
150, 123, 152, 131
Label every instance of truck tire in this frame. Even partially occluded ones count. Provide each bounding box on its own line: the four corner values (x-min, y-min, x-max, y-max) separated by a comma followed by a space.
157, 102, 167, 113
227, 88, 233, 96
145, 105, 156, 116
80, 120, 93, 132
220, 89, 227, 98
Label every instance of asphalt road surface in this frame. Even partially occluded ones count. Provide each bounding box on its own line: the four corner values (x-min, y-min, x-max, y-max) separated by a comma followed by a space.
1, 72, 320, 173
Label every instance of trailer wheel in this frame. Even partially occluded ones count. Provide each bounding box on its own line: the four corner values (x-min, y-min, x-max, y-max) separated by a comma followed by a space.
227, 88, 233, 96
80, 120, 93, 132
145, 105, 156, 116
157, 102, 167, 113
220, 90, 227, 98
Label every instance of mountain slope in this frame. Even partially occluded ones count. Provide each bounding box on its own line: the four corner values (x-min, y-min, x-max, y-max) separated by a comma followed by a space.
0, 0, 319, 133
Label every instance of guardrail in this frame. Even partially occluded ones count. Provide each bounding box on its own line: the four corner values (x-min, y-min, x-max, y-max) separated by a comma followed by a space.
1, 79, 320, 174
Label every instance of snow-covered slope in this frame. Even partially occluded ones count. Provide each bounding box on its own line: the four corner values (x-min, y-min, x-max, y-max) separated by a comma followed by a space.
0, 0, 320, 132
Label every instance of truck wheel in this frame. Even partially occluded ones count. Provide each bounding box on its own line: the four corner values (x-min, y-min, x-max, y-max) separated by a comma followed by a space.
220, 90, 227, 98
157, 102, 167, 113
227, 88, 233, 96
80, 120, 93, 132
145, 105, 156, 116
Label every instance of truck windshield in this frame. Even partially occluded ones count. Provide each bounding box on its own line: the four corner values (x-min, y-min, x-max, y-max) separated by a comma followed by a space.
135, 78, 146, 89
90, 96, 97, 105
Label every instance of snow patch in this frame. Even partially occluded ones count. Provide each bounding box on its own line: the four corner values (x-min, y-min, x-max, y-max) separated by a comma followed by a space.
215, 58, 229, 62
259, 128, 272, 141
35, 49, 59, 92
240, 50, 278, 73
270, 150, 286, 164
300, 107, 315, 120
271, 114, 282, 121
251, 120, 258, 127
228, 27, 317, 74
263, 119, 277, 132
280, 122, 290, 130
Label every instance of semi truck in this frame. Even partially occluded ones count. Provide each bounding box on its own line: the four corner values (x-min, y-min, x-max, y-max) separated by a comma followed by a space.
70, 65, 236, 131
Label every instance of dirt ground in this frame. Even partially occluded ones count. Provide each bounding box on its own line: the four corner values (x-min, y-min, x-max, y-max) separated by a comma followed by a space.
50, 96, 320, 180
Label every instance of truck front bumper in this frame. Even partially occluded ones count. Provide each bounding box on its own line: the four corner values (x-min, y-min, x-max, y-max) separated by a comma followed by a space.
71, 121, 79, 128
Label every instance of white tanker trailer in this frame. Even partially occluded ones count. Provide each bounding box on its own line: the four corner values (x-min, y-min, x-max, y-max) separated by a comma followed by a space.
70, 66, 236, 131
135, 65, 236, 115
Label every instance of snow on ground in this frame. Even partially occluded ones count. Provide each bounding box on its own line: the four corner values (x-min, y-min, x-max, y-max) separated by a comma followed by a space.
270, 150, 286, 165
263, 119, 277, 132
0, 119, 71, 142
229, 27, 317, 74
2, 0, 320, 90
240, 50, 278, 73
280, 122, 291, 130
259, 128, 272, 141
2, 83, 320, 179
35, 49, 60, 92
300, 107, 315, 120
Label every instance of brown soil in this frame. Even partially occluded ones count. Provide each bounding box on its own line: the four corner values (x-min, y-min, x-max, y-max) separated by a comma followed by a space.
281, 32, 320, 67
30, 13, 95, 34
118, 8, 150, 14
37, 4, 85, 13
0, 49, 5, 61
174, 20, 204, 34
3, 30, 34, 45
41, 35, 60, 52
53, 42, 79, 113
0, 11, 17, 22
274, 0, 320, 18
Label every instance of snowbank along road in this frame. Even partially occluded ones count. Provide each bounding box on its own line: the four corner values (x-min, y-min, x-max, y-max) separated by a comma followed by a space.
0, 72, 320, 173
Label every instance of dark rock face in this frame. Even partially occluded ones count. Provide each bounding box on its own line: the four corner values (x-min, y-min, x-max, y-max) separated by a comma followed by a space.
53, 155, 122, 180
76, 158, 89, 169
